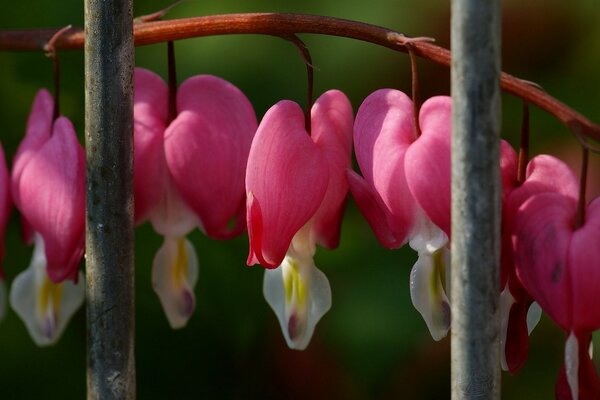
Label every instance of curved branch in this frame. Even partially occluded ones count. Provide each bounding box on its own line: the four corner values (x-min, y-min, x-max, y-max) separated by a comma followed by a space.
1, 12, 599, 141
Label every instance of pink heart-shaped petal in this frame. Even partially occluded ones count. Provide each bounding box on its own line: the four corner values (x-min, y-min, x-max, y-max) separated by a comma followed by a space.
166, 75, 257, 239
246, 100, 328, 267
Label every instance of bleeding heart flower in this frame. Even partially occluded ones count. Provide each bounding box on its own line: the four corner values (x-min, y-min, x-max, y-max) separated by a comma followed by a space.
134, 68, 256, 328
10, 234, 84, 346
500, 154, 579, 373
513, 184, 600, 399
402, 92, 540, 365
10, 89, 85, 346
247, 90, 353, 349
0, 143, 11, 323
349, 89, 452, 340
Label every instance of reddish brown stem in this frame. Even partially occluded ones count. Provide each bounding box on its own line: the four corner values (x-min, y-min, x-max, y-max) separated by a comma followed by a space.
284, 34, 314, 134
407, 45, 421, 139
1, 13, 599, 142
167, 40, 177, 123
44, 25, 71, 121
576, 147, 589, 228
516, 101, 530, 185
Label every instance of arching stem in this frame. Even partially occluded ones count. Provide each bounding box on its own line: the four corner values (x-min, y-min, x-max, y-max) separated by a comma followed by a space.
1, 13, 599, 142
134, 0, 187, 24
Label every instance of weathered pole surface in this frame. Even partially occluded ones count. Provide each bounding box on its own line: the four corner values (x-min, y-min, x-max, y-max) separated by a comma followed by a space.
451, 0, 501, 399
84, 0, 135, 398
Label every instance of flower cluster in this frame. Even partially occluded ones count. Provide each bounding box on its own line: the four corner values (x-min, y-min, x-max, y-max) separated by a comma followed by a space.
2, 67, 597, 399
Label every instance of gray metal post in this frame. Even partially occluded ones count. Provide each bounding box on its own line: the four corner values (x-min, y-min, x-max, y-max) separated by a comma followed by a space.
450, 0, 502, 399
84, 0, 135, 398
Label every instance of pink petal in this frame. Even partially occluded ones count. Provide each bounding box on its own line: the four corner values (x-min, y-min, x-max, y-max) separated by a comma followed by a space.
133, 68, 169, 223
502, 155, 578, 290
134, 68, 168, 124
405, 96, 451, 236
12, 89, 54, 210
0, 144, 11, 269
504, 299, 530, 373
346, 170, 405, 248
353, 89, 417, 245
310, 90, 354, 249
166, 75, 257, 239
569, 197, 600, 332
246, 100, 328, 267
500, 141, 518, 201
512, 192, 575, 330
406, 98, 517, 240
17, 117, 85, 282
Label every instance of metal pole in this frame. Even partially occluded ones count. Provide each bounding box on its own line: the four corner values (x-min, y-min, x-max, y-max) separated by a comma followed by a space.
84, 0, 135, 398
450, 0, 501, 399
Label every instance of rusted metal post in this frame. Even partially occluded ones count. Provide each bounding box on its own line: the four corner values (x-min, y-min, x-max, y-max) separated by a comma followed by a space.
84, 0, 135, 398
450, 0, 502, 398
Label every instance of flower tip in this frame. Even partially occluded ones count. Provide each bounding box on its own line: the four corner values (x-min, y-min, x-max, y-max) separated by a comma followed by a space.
42, 314, 57, 342
177, 288, 196, 321
152, 237, 199, 329
287, 311, 306, 344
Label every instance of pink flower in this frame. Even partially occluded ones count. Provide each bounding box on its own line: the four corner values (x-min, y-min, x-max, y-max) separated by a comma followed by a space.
349, 90, 452, 340
350, 89, 524, 349
0, 143, 11, 322
10, 89, 85, 346
246, 90, 353, 349
403, 93, 536, 367
501, 155, 579, 373
134, 68, 256, 328
512, 174, 600, 399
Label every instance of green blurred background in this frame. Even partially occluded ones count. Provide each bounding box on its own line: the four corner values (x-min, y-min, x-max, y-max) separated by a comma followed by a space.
1, 0, 600, 398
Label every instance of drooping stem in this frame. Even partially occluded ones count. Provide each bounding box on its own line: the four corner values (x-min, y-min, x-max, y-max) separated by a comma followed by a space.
44, 26, 72, 121
407, 45, 421, 139
167, 40, 177, 123
50, 52, 60, 121
284, 34, 314, 134
576, 146, 589, 228
1, 13, 598, 142
517, 101, 530, 185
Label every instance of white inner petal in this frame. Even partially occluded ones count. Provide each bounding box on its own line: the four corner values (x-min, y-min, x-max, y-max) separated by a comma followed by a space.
150, 180, 198, 237
526, 301, 542, 335
10, 234, 84, 346
263, 226, 331, 350
152, 235, 199, 329
499, 284, 516, 371
409, 246, 451, 341
409, 210, 449, 254
565, 332, 579, 400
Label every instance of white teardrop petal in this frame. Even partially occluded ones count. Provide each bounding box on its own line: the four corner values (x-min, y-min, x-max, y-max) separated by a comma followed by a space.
152, 236, 198, 329
263, 254, 331, 351
499, 284, 516, 371
565, 332, 579, 400
409, 211, 448, 254
409, 247, 451, 341
526, 301, 542, 335
10, 235, 84, 346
